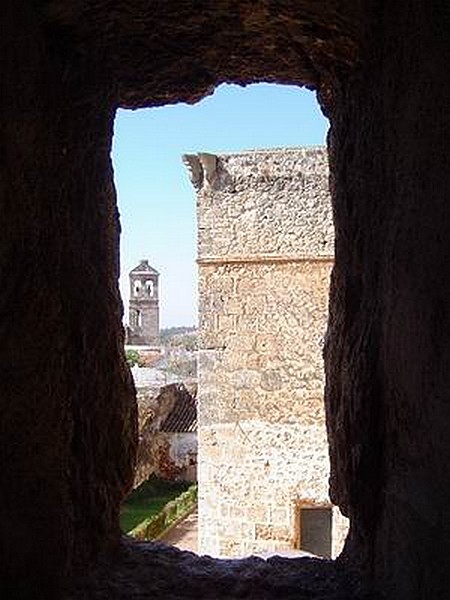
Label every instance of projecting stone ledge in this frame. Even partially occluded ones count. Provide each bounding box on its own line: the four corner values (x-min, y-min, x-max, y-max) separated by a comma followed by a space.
65, 539, 369, 600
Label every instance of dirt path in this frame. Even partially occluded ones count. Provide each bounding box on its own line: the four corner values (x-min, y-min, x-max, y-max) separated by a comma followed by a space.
160, 509, 198, 553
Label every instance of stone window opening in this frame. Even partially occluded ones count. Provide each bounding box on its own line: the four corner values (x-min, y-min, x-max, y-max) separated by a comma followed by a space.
98, 81, 346, 595
5, 4, 444, 599
145, 279, 154, 297
115, 87, 340, 562
130, 308, 142, 328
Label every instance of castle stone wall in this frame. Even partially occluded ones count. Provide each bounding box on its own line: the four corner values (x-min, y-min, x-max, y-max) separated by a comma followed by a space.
188, 147, 348, 558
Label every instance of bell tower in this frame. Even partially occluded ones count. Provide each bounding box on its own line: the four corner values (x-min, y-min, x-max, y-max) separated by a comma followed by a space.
127, 259, 159, 345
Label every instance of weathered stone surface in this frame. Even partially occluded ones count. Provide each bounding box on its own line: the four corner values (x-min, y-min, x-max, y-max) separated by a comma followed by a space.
194, 148, 333, 259
1, 6, 361, 594
324, 4, 450, 597
1, 4, 138, 597
43, 2, 361, 110
193, 148, 348, 558
134, 384, 197, 487
127, 260, 160, 345
4, 1, 450, 599
134, 385, 175, 487
66, 539, 365, 600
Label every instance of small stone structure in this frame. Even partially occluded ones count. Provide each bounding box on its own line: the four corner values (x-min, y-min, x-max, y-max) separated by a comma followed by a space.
159, 391, 197, 482
127, 259, 160, 345
185, 147, 348, 558
134, 383, 197, 487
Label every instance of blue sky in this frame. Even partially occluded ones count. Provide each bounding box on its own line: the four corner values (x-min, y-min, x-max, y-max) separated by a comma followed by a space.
112, 83, 328, 328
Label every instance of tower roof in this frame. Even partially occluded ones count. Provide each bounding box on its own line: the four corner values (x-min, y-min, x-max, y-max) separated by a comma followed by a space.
130, 259, 159, 276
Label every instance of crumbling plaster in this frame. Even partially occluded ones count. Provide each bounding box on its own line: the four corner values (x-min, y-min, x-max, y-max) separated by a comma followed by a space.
134, 384, 197, 487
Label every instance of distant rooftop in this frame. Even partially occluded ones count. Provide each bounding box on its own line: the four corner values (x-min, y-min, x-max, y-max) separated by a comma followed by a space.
161, 388, 197, 433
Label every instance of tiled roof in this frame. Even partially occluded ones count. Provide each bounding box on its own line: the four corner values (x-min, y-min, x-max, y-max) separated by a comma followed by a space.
161, 389, 197, 433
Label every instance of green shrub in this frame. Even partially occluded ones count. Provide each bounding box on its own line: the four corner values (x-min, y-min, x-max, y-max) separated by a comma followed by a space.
125, 348, 143, 367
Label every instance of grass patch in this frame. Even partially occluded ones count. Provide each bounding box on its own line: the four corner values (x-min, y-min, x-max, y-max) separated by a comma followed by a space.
120, 476, 191, 533
129, 483, 198, 541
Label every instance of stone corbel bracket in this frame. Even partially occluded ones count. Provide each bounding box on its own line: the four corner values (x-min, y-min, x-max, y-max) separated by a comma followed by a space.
182, 152, 218, 190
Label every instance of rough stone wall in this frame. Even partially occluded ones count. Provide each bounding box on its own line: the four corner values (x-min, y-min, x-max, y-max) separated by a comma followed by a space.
7, 2, 450, 599
189, 147, 348, 557
1, 4, 138, 597
324, 4, 450, 597
157, 432, 197, 482
134, 385, 176, 487
3, 2, 362, 596
134, 384, 197, 486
